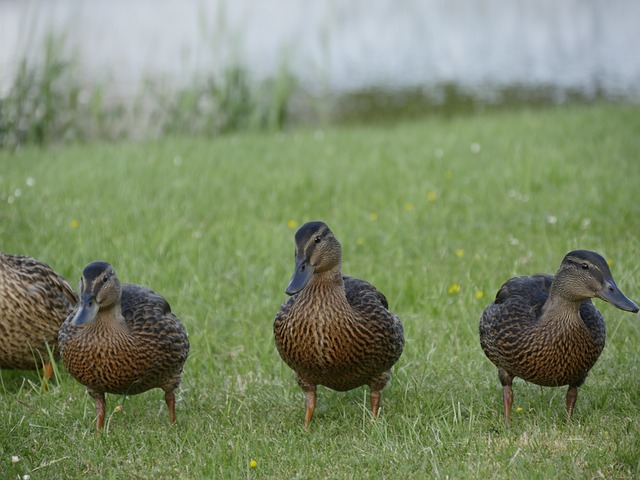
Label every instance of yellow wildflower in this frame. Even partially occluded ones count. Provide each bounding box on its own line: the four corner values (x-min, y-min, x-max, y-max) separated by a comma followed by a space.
369, 212, 378, 221
448, 283, 461, 295
249, 460, 257, 469
455, 249, 464, 257
426, 191, 437, 202
475, 290, 484, 300
404, 202, 414, 212
70, 219, 79, 229
287, 219, 297, 229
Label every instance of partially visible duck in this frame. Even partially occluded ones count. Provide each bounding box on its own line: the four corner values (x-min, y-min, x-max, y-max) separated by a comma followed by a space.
480, 250, 638, 427
274, 221, 404, 426
59, 261, 189, 432
0, 253, 77, 381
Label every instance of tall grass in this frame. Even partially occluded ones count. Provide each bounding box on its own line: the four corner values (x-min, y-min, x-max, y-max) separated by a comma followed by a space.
0, 34, 297, 150
0, 104, 639, 478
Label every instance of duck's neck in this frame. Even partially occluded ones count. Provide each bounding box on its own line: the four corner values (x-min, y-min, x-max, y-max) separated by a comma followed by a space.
301, 269, 348, 303
314, 267, 343, 286
540, 282, 585, 327
91, 304, 129, 334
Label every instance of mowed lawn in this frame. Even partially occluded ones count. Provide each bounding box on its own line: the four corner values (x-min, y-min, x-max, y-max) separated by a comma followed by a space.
1, 104, 639, 479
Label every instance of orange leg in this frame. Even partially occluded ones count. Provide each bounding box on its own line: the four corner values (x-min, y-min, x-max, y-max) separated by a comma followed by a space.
41, 362, 54, 391
498, 369, 514, 428
304, 389, 317, 428
565, 386, 578, 421
502, 385, 514, 428
90, 392, 106, 433
165, 391, 176, 424
370, 390, 381, 418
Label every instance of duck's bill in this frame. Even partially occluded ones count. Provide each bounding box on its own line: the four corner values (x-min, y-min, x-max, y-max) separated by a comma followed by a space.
597, 280, 639, 313
285, 258, 313, 296
69, 294, 100, 327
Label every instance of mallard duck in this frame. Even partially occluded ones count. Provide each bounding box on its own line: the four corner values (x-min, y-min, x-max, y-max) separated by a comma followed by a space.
274, 221, 404, 427
480, 250, 638, 427
0, 253, 77, 380
58, 261, 189, 432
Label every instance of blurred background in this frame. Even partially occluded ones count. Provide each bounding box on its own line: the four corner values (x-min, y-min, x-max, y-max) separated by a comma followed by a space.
1, 0, 639, 146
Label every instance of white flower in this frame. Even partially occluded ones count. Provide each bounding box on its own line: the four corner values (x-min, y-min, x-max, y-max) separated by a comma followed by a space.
11, 455, 20, 463
26, 177, 35, 187
470, 142, 481, 153
546, 215, 557, 224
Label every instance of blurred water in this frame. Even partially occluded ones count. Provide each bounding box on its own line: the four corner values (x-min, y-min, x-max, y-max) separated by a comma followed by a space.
1, 0, 639, 101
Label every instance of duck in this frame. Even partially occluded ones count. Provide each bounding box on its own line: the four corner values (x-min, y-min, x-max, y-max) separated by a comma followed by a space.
58, 261, 189, 432
0, 253, 77, 382
274, 221, 404, 427
479, 250, 638, 427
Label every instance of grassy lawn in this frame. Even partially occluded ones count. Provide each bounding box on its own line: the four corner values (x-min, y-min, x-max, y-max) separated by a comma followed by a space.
1, 104, 639, 479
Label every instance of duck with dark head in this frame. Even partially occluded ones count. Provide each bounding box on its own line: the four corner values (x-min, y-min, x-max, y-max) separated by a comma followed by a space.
59, 261, 189, 432
274, 221, 405, 427
480, 250, 638, 427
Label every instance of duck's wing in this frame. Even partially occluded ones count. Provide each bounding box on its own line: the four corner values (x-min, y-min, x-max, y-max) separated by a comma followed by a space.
120, 284, 189, 363
4, 254, 78, 315
480, 273, 554, 352
343, 275, 403, 338
490, 273, 553, 320
343, 275, 389, 310
579, 300, 606, 345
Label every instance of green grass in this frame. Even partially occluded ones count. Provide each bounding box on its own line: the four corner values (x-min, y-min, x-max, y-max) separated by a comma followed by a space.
1, 104, 640, 479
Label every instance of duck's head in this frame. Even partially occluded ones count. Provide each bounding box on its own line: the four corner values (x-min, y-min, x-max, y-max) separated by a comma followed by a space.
68, 261, 122, 327
285, 221, 342, 295
557, 250, 638, 313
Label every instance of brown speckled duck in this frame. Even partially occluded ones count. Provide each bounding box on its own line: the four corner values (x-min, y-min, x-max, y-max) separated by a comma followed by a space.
0, 253, 77, 380
274, 221, 404, 427
58, 261, 189, 432
480, 250, 638, 427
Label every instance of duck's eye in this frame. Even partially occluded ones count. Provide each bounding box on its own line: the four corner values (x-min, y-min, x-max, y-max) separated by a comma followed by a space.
102, 274, 110, 283
314, 236, 322, 244
581, 263, 589, 270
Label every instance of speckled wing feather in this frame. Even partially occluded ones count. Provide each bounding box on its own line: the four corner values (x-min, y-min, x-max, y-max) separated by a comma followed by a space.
0, 254, 77, 369
481, 273, 549, 329
577, 300, 606, 342
342, 275, 404, 369
119, 283, 190, 377
2, 254, 77, 319
343, 275, 389, 309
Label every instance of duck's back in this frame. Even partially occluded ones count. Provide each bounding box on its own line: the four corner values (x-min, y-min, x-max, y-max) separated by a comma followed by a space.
60, 284, 189, 396
480, 273, 606, 386
343, 276, 404, 365
0, 254, 77, 369
480, 274, 553, 334
121, 284, 188, 346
